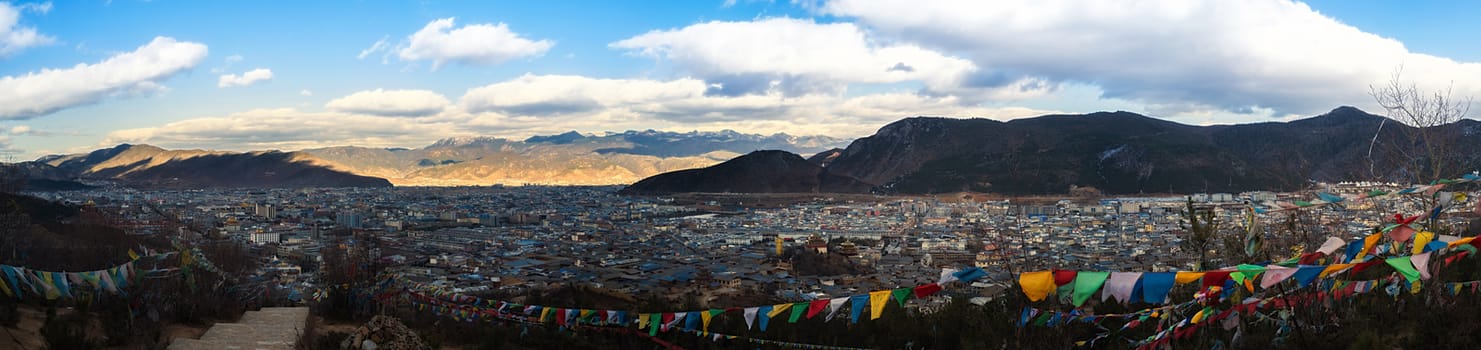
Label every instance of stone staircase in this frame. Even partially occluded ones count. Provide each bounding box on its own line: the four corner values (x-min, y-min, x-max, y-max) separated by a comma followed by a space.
169, 307, 309, 350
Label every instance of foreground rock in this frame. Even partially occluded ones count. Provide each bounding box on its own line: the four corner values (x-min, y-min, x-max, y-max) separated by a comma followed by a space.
340, 315, 429, 350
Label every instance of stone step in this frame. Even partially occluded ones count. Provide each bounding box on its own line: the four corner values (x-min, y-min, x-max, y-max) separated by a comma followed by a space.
169, 307, 309, 350
168, 338, 295, 350
238, 308, 310, 325
199, 324, 302, 342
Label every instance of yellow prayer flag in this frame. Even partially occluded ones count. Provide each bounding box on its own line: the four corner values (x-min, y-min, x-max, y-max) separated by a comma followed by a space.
1175, 272, 1206, 285
869, 290, 890, 320
1449, 237, 1476, 248
1413, 231, 1435, 255
1356, 233, 1381, 261
1320, 263, 1354, 278
767, 303, 792, 318
1018, 271, 1056, 302
40, 273, 58, 300
700, 310, 715, 331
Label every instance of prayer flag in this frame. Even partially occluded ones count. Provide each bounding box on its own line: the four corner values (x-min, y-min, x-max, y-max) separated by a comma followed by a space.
1413, 231, 1435, 254
891, 288, 911, 307
1320, 263, 1353, 278
1018, 271, 1056, 302
767, 303, 791, 318
1316, 237, 1346, 255
788, 302, 806, 323
1140, 272, 1176, 304
1175, 271, 1205, 285
1200, 271, 1232, 291
1102, 272, 1140, 303
806, 299, 829, 319
743, 307, 758, 329
952, 267, 987, 283
913, 283, 943, 298
1412, 252, 1433, 280
1072, 271, 1110, 307
1385, 256, 1421, 283
825, 297, 847, 322
849, 295, 868, 323
1260, 265, 1298, 289
869, 290, 890, 320
757, 305, 773, 331
1054, 270, 1077, 286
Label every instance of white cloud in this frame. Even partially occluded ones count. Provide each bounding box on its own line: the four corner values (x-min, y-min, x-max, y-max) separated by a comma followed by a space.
9, 125, 30, 134
325, 88, 450, 117
103, 73, 1053, 151
1, 1, 56, 57
818, 0, 1481, 117
102, 108, 454, 151
394, 17, 553, 70
458, 74, 1051, 137
0, 36, 208, 120
461, 74, 705, 115
299, 89, 312, 96
611, 17, 985, 97
217, 68, 273, 88
16, 2, 49, 14
0, 135, 18, 155
358, 36, 388, 60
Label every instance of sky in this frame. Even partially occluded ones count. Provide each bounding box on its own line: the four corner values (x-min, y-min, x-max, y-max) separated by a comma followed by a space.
1, 0, 1479, 159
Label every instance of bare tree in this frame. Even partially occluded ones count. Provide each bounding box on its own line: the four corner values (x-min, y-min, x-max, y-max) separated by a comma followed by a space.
1179, 198, 1220, 270
1369, 67, 1473, 184
0, 164, 24, 194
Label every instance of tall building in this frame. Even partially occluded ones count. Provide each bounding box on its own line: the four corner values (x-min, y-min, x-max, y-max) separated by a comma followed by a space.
254, 203, 276, 218
337, 211, 363, 229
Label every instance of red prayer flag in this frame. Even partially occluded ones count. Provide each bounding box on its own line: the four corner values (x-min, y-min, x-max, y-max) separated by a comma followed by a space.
805, 299, 829, 319
913, 283, 943, 298
1053, 270, 1077, 286
1201, 270, 1233, 290
1350, 259, 1381, 274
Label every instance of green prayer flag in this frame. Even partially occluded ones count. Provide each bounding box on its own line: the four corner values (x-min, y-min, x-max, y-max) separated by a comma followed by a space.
1276, 257, 1300, 267
649, 313, 660, 336
1385, 256, 1422, 283
890, 288, 911, 307
788, 302, 807, 323
1032, 312, 1052, 326
1071, 271, 1110, 307
1237, 264, 1267, 274
1056, 284, 1074, 303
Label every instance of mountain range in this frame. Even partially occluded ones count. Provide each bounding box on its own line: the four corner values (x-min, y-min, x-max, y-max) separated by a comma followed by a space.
5, 130, 847, 189
8, 107, 1476, 193
298, 130, 846, 186
621, 150, 872, 194
28, 144, 391, 189
626, 106, 1481, 195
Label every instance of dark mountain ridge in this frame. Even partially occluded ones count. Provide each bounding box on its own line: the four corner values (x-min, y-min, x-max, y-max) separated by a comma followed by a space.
14, 144, 390, 189
826, 106, 1480, 194
629, 106, 1481, 195
620, 150, 872, 194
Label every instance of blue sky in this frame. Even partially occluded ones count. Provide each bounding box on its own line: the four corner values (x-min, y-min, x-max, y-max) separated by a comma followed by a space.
0, 0, 1478, 159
